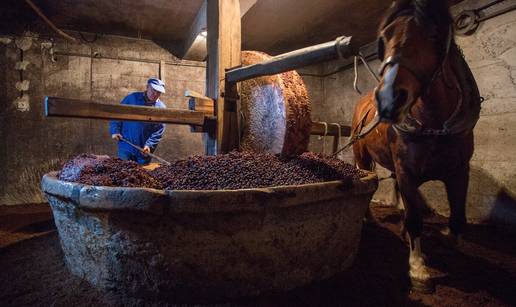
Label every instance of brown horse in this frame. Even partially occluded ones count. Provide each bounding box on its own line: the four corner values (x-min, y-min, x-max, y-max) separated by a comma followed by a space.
351, 0, 482, 291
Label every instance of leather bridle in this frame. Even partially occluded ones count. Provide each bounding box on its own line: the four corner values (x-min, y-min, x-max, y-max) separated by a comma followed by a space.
377, 15, 453, 98
376, 13, 461, 136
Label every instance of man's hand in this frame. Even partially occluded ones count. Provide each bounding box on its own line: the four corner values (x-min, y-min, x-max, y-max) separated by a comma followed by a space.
112, 133, 122, 141
143, 146, 151, 154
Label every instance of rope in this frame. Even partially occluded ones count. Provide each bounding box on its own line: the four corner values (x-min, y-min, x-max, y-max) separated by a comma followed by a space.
353, 52, 380, 94
353, 56, 362, 94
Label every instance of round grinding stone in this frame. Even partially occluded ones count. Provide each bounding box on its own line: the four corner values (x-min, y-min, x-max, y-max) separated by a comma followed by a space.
240, 50, 312, 157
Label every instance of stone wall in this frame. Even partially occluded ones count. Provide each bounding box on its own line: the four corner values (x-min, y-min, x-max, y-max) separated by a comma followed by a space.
0, 33, 206, 205
308, 4, 516, 227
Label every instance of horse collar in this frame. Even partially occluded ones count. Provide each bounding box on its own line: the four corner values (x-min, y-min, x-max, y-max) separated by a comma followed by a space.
393, 43, 482, 138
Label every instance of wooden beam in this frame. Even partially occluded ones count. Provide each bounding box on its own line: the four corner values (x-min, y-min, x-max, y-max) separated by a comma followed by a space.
226, 36, 355, 83
159, 60, 166, 83
182, 91, 350, 140
45, 96, 206, 126
186, 91, 215, 117
185, 89, 212, 101
206, 0, 241, 154
322, 40, 378, 75
182, 0, 207, 60
185, 90, 215, 133
182, 0, 256, 61
311, 121, 351, 137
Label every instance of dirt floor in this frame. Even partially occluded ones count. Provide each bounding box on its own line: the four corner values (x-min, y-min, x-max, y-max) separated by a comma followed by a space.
1, 202, 515, 307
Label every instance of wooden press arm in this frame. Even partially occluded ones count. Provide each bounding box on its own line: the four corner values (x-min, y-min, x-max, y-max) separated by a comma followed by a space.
185, 91, 351, 137
44, 96, 207, 126
44, 95, 351, 138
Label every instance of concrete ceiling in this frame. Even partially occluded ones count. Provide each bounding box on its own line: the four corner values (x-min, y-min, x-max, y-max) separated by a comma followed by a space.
1, 0, 464, 58
242, 0, 391, 54
37, 0, 205, 43
241, 0, 463, 54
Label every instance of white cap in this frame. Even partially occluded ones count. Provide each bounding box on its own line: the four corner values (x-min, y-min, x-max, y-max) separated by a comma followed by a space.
147, 78, 166, 93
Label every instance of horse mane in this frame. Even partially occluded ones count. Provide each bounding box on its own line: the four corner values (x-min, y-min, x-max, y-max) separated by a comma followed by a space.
379, 0, 454, 53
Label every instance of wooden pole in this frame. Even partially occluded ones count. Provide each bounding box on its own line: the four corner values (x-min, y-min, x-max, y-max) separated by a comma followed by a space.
206, 0, 241, 155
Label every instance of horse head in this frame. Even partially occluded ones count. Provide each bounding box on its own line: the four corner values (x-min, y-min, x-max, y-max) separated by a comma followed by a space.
375, 0, 453, 123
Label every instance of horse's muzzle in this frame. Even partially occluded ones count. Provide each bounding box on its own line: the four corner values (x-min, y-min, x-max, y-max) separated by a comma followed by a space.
375, 63, 407, 123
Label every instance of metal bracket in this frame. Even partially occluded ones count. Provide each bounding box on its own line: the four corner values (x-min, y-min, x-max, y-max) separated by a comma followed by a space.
455, 0, 516, 36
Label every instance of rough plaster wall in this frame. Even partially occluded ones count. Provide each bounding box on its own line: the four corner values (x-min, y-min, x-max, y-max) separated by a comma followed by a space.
304, 59, 383, 162
423, 7, 516, 226
313, 10, 516, 227
0, 34, 205, 206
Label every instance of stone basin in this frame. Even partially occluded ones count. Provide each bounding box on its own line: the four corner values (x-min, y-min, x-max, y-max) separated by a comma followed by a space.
41, 171, 378, 303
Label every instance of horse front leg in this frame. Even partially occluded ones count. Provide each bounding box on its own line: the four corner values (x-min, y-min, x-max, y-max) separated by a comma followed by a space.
442, 168, 469, 248
397, 174, 434, 292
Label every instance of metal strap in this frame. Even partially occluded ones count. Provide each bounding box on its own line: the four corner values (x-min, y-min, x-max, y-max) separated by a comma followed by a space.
317, 122, 329, 154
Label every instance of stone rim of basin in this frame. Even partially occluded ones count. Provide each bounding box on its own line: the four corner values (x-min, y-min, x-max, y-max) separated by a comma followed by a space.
42, 171, 378, 214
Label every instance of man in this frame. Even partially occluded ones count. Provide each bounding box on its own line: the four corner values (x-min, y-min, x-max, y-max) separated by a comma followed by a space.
109, 78, 167, 165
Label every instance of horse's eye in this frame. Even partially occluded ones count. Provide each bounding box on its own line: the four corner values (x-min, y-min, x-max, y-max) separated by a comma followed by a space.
377, 37, 386, 61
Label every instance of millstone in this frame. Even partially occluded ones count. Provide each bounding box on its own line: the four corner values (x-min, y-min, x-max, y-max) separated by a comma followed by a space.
240, 50, 312, 157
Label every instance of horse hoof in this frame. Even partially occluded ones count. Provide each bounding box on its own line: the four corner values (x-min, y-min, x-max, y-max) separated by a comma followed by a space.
411, 277, 435, 294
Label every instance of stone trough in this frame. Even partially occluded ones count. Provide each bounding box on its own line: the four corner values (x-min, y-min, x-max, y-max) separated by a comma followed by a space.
42, 171, 377, 303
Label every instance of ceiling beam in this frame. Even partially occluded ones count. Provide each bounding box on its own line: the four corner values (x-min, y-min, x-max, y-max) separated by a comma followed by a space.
182, 0, 207, 60
182, 0, 257, 61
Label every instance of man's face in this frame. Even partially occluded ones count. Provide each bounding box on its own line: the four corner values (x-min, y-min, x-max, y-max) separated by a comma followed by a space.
146, 85, 161, 102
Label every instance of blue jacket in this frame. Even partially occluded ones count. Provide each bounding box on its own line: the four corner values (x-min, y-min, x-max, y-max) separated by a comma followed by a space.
109, 92, 166, 159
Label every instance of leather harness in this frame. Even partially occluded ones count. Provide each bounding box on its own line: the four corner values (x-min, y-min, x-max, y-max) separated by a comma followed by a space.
377, 15, 482, 137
